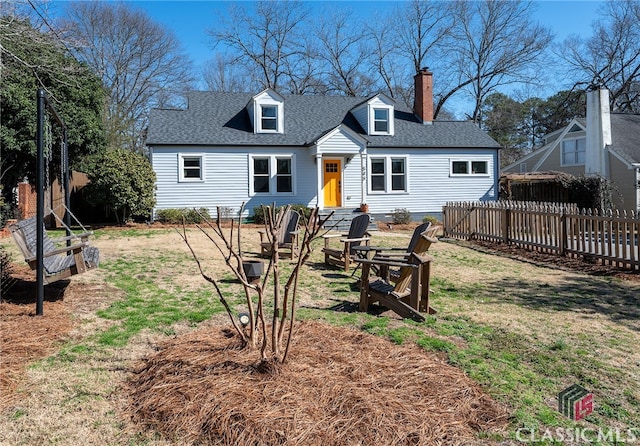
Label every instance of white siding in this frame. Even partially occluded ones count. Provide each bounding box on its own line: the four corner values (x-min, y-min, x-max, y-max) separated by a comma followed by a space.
153, 144, 499, 217
351, 106, 369, 134
363, 148, 498, 214
320, 131, 362, 154
152, 146, 318, 217
342, 156, 363, 207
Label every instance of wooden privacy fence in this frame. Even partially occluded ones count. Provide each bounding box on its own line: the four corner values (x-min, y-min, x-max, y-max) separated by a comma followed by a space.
442, 201, 640, 271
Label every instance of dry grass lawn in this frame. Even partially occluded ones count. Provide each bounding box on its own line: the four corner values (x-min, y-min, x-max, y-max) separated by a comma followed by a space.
1, 223, 639, 445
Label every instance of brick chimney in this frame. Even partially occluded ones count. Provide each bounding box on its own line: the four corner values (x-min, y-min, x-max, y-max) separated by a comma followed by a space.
413, 67, 433, 124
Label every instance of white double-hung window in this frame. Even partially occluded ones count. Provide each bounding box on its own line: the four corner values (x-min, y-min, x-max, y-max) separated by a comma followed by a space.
373, 108, 389, 133
369, 156, 407, 193
179, 154, 204, 182
250, 155, 295, 195
260, 105, 278, 131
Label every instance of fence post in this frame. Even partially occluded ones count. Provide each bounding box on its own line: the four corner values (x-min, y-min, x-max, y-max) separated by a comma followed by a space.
502, 208, 509, 244
470, 205, 476, 240
560, 210, 566, 256
442, 205, 448, 237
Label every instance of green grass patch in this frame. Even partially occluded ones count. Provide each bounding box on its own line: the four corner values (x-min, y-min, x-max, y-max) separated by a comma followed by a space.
90, 254, 228, 347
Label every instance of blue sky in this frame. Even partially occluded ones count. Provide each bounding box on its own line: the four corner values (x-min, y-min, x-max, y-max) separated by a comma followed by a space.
116, 0, 605, 70
52, 0, 605, 114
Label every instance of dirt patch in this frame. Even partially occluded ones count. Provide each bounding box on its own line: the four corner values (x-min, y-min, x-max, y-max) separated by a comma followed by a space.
125, 320, 509, 446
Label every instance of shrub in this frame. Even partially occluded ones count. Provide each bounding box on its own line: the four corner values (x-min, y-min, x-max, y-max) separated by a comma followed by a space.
422, 215, 439, 225
0, 185, 17, 229
391, 208, 411, 225
155, 208, 183, 224
155, 208, 210, 224
0, 247, 13, 301
84, 148, 156, 224
183, 208, 210, 224
253, 204, 311, 225
252, 206, 267, 224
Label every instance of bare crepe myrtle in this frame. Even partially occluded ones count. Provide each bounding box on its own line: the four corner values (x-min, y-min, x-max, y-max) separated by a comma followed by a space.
177, 203, 331, 365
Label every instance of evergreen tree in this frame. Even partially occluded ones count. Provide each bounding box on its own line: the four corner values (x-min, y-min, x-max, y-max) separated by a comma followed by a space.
0, 17, 105, 203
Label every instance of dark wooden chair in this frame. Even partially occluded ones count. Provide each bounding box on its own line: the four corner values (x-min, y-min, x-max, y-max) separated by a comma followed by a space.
322, 213, 371, 272
258, 209, 301, 260
356, 232, 436, 322
9, 216, 100, 285
373, 222, 431, 260
373, 222, 438, 283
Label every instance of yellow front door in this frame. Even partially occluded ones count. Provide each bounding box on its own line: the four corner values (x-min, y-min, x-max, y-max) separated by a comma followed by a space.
323, 159, 341, 207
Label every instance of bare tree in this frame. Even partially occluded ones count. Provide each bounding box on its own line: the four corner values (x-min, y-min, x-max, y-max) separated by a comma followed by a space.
178, 205, 329, 365
435, 0, 553, 123
366, 19, 404, 101
560, 0, 640, 112
279, 31, 325, 95
314, 8, 375, 96
62, 2, 195, 152
207, 1, 309, 93
394, 0, 455, 73
202, 53, 247, 92
364, 1, 455, 107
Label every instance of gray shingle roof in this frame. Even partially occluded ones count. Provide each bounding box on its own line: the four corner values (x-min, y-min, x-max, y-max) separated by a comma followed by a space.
146, 91, 500, 149
610, 113, 640, 164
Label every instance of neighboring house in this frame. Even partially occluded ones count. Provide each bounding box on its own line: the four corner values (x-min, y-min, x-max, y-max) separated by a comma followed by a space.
146, 69, 501, 220
503, 88, 640, 212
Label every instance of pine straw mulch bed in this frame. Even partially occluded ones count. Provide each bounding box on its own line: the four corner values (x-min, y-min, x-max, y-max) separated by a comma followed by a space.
124, 320, 509, 446
0, 264, 73, 410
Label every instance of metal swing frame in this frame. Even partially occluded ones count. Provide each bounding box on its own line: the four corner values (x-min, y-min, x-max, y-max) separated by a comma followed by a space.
17, 89, 91, 315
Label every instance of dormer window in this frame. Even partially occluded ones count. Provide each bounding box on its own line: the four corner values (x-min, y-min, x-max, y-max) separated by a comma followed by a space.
374, 108, 389, 132
249, 89, 285, 134
351, 94, 395, 136
261, 105, 278, 131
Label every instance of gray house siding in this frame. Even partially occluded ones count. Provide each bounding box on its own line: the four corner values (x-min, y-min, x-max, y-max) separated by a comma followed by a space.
153, 146, 319, 218
362, 148, 497, 215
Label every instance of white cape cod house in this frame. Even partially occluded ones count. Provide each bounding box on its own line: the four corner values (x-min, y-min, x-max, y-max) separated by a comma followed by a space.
146, 69, 500, 220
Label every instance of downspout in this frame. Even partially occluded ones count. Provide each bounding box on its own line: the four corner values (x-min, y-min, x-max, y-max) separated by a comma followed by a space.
316, 154, 322, 208
634, 164, 640, 212
360, 144, 368, 205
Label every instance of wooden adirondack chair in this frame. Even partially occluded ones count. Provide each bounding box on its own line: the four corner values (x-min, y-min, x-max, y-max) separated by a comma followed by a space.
373, 222, 431, 260
373, 222, 438, 283
9, 216, 99, 285
258, 209, 301, 260
322, 213, 371, 272
356, 232, 436, 322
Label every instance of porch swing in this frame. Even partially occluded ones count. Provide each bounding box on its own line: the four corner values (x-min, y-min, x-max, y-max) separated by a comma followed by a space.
9, 90, 99, 315
9, 206, 100, 285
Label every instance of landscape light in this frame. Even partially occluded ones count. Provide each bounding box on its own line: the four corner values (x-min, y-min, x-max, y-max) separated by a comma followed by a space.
238, 312, 250, 327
